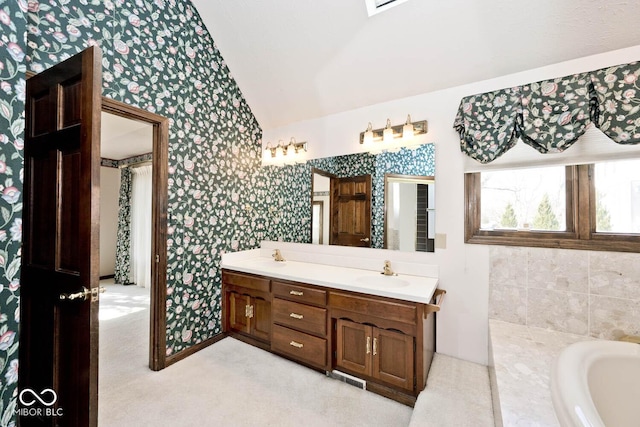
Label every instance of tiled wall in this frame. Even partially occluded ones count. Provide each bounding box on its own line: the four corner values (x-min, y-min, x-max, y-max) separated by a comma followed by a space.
489, 246, 640, 339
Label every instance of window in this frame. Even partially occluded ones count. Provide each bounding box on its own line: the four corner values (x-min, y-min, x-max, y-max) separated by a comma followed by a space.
465, 160, 640, 252
480, 167, 566, 231
594, 159, 640, 233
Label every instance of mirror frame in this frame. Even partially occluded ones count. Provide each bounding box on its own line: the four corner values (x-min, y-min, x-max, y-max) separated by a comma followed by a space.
383, 173, 435, 251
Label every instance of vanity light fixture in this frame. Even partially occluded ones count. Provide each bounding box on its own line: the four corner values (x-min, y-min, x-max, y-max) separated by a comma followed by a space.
359, 117, 427, 145
289, 137, 308, 154
383, 119, 394, 144
264, 138, 308, 162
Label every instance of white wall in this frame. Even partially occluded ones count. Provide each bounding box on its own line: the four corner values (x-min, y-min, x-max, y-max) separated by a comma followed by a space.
262, 45, 640, 365
100, 167, 121, 277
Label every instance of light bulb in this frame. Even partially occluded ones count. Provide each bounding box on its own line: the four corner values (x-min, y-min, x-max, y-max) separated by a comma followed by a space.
363, 122, 374, 145
265, 142, 277, 158
383, 119, 394, 143
402, 114, 414, 143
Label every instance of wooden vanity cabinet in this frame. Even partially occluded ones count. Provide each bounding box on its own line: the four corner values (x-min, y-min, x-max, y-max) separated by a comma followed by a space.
335, 319, 414, 391
330, 291, 435, 405
270, 280, 329, 370
222, 271, 271, 344
221, 268, 438, 406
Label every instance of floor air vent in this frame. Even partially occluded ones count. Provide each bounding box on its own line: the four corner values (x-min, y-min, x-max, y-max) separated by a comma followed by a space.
328, 370, 366, 390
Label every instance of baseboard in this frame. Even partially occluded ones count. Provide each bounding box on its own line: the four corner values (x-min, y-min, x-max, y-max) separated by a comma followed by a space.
165, 333, 226, 367
365, 381, 417, 407
99, 274, 115, 280
225, 332, 271, 352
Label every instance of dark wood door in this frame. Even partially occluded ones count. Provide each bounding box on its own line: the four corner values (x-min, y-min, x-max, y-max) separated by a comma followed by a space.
372, 328, 414, 391
19, 47, 102, 427
228, 292, 251, 334
335, 319, 372, 376
330, 175, 371, 247
251, 297, 271, 342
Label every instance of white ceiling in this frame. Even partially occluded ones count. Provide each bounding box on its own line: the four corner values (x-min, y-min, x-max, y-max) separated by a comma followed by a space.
101, 112, 153, 160
191, 0, 640, 131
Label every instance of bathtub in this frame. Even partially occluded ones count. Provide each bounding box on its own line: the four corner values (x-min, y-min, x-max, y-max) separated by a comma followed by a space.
551, 340, 640, 427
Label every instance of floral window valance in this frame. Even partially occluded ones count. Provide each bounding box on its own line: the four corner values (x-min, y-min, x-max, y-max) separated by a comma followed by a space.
454, 61, 640, 163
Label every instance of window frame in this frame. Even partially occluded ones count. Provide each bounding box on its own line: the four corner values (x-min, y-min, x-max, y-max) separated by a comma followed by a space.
465, 164, 640, 252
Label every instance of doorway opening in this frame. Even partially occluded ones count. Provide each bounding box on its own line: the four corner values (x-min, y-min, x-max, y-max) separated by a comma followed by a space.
101, 99, 168, 372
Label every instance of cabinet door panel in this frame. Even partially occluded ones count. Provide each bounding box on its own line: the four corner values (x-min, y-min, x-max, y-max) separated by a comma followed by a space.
336, 319, 371, 377
373, 328, 414, 391
251, 296, 271, 342
229, 292, 251, 333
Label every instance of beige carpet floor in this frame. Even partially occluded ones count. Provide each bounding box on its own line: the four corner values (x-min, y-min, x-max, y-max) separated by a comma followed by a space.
98, 282, 493, 427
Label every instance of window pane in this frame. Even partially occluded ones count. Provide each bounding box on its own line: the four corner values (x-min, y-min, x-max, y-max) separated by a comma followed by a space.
480, 167, 566, 231
594, 159, 640, 233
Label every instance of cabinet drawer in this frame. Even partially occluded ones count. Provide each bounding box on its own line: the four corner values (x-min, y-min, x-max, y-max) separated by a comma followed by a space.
222, 270, 270, 293
272, 281, 326, 306
329, 292, 416, 325
271, 325, 327, 368
273, 298, 327, 336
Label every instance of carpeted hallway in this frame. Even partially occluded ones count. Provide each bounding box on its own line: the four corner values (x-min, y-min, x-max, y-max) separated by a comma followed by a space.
98, 282, 493, 426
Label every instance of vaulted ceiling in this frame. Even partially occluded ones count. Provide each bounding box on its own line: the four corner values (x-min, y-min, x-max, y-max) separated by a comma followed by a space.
191, 0, 640, 130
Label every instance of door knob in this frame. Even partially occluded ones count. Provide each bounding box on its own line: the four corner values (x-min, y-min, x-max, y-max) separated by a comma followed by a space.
360, 238, 370, 242
60, 286, 105, 302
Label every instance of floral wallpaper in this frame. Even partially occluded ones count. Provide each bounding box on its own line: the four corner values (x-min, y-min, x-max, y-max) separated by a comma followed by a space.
0, 0, 26, 425
26, 0, 264, 361
101, 152, 153, 168
454, 61, 640, 163
114, 166, 132, 285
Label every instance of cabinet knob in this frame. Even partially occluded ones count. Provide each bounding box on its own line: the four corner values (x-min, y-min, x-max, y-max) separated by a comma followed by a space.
289, 290, 304, 296
373, 338, 378, 356
366, 336, 371, 354
289, 312, 304, 320
289, 340, 304, 349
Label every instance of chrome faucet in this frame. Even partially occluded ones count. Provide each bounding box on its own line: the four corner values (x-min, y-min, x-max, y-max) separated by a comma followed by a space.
272, 249, 286, 262
382, 260, 397, 276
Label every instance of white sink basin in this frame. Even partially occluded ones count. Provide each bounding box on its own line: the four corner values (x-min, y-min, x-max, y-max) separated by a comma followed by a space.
356, 275, 410, 288
551, 340, 640, 427
249, 259, 287, 268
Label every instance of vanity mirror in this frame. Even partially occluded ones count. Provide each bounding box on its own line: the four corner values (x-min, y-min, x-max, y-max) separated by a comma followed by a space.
308, 143, 435, 252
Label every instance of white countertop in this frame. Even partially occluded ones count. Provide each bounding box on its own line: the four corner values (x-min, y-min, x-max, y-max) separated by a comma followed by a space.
221, 255, 439, 304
